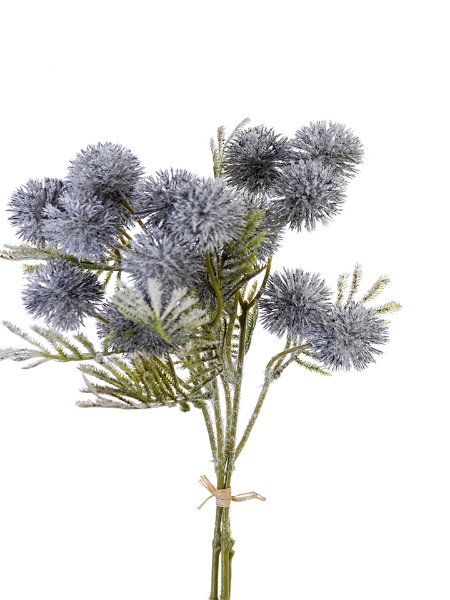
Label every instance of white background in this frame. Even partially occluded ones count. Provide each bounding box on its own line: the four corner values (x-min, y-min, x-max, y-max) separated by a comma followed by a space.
0, 1, 448, 599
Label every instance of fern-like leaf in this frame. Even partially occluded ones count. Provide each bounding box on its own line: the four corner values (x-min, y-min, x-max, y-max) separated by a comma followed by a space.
358, 275, 391, 304
336, 272, 349, 305
374, 301, 402, 314
346, 263, 362, 306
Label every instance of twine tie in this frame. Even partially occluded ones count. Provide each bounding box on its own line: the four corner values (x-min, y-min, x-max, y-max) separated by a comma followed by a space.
197, 475, 266, 510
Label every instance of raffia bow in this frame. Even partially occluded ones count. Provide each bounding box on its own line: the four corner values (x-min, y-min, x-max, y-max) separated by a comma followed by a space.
197, 475, 266, 510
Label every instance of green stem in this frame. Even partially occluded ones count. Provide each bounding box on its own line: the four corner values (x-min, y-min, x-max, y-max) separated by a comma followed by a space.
209, 506, 223, 600
211, 377, 225, 472
206, 253, 223, 329
235, 343, 309, 461
202, 405, 218, 473
246, 257, 272, 310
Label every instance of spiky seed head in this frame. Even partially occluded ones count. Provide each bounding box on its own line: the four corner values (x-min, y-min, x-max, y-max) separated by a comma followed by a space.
291, 121, 364, 179
132, 169, 200, 229
42, 190, 120, 260
7, 178, 64, 244
22, 260, 104, 331
222, 125, 291, 195
122, 228, 205, 296
96, 300, 172, 355
259, 268, 333, 340
270, 159, 347, 231
306, 302, 389, 371
67, 142, 144, 200
167, 177, 247, 253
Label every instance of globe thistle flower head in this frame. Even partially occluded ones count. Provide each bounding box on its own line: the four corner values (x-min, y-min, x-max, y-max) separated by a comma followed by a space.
42, 190, 120, 260
8, 178, 64, 244
96, 300, 172, 356
167, 177, 247, 253
132, 169, 200, 229
67, 142, 144, 200
306, 302, 389, 371
259, 268, 333, 340
291, 121, 364, 179
270, 158, 347, 232
222, 126, 291, 196
22, 260, 104, 331
122, 228, 205, 298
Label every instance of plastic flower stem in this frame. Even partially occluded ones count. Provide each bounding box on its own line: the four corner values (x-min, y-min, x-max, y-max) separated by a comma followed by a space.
220, 303, 248, 599
211, 376, 225, 472
219, 374, 232, 451
206, 253, 223, 329
121, 198, 147, 232
202, 404, 218, 473
246, 257, 272, 310
234, 343, 310, 461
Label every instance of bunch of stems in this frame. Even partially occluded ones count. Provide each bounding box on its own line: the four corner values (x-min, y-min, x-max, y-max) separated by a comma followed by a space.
202, 260, 308, 600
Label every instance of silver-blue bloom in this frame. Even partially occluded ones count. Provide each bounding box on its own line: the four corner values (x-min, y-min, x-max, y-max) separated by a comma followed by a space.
306, 302, 389, 371
8, 178, 64, 244
42, 190, 120, 260
259, 268, 332, 340
270, 159, 347, 232
222, 126, 291, 195
67, 142, 144, 200
291, 121, 364, 179
132, 169, 199, 229
167, 177, 247, 253
22, 260, 104, 331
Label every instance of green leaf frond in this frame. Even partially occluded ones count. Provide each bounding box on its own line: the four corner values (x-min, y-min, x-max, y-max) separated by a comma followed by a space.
217, 207, 267, 304
211, 118, 251, 178
0, 321, 111, 367
374, 301, 402, 314
336, 272, 349, 304
113, 279, 210, 345
0, 243, 62, 262
293, 357, 332, 376
244, 305, 258, 355
0, 243, 120, 274
78, 351, 212, 410
358, 275, 391, 304
345, 263, 362, 306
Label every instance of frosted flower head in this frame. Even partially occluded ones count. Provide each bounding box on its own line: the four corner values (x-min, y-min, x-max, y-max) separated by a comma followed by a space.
22, 260, 103, 331
167, 177, 247, 253
123, 228, 205, 296
291, 121, 364, 179
42, 190, 120, 260
259, 268, 332, 340
132, 169, 199, 229
306, 302, 389, 371
96, 300, 171, 356
67, 142, 144, 200
270, 159, 347, 231
222, 126, 291, 195
8, 178, 64, 244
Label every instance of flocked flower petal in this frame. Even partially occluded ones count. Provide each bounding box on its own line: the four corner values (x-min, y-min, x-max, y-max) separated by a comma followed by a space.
291, 121, 364, 179
166, 177, 247, 253
42, 190, 120, 260
270, 159, 347, 231
222, 126, 291, 195
67, 142, 144, 199
306, 302, 389, 371
259, 268, 332, 340
8, 178, 64, 244
132, 169, 199, 229
122, 228, 205, 296
22, 260, 104, 331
